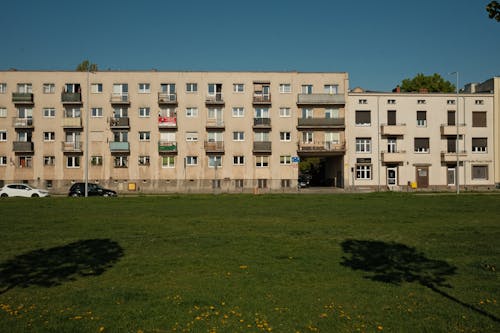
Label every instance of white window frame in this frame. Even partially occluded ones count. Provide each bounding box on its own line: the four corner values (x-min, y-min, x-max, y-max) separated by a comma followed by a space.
138, 155, 150, 166
279, 83, 291, 93
233, 155, 245, 165
43, 156, 55, 166
138, 83, 151, 94
186, 83, 198, 93
356, 164, 372, 180
162, 156, 175, 168
0, 156, 7, 166
0, 108, 6, 118
355, 138, 372, 153
280, 155, 292, 165
139, 107, 150, 118
232, 107, 244, 117
138, 131, 151, 141
208, 156, 222, 168
0, 83, 6, 94
302, 132, 313, 144
233, 131, 245, 141
91, 107, 103, 118
186, 131, 198, 142
186, 107, 198, 117
0, 130, 7, 141
43, 132, 55, 142
255, 156, 269, 167
279, 107, 291, 117
324, 84, 338, 94
114, 156, 128, 168
18, 156, 33, 168
301, 85, 313, 94
233, 83, 244, 92
186, 156, 198, 166
91, 83, 103, 93
91, 156, 103, 166
43, 108, 56, 118
66, 156, 81, 168
280, 131, 291, 142
43, 83, 55, 94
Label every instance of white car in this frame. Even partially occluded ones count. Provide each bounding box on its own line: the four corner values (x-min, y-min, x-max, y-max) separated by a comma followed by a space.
0, 184, 50, 198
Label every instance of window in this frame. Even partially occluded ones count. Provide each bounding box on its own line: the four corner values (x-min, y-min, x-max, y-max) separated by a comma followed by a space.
387, 110, 396, 125
65, 83, 81, 93
44, 156, 55, 166
475, 100, 484, 105
256, 156, 269, 167
139, 107, 150, 118
280, 131, 291, 142
232, 107, 244, 117
0, 130, 7, 141
258, 179, 267, 189
233, 156, 245, 165
416, 111, 427, 127
233, 131, 244, 141
0, 156, 7, 166
447, 137, 457, 153
255, 131, 270, 142
302, 132, 313, 144
212, 179, 221, 189
281, 179, 291, 188
139, 131, 150, 141
186, 107, 198, 117
447, 99, 455, 105
66, 156, 80, 168
186, 83, 198, 92
43, 108, 56, 118
301, 85, 313, 94
0, 108, 6, 118
43, 83, 55, 94
64, 107, 81, 118
43, 132, 55, 142
279, 107, 291, 117
138, 156, 150, 166
186, 132, 198, 142
138, 83, 150, 93
387, 137, 397, 153
472, 112, 487, 127
472, 138, 487, 152
417, 99, 426, 104
18, 156, 32, 168
233, 83, 244, 92
208, 156, 222, 168
387, 99, 396, 104
91, 156, 103, 166
414, 138, 430, 153
91, 83, 103, 93
356, 164, 372, 180
356, 138, 372, 153
254, 107, 269, 118
114, 156, 128, 168
358, 99, 367, 104
301, 108, 313, 119
17, 83, 32, 93
235, 179, 244, 188
325, 108, 339, 119
186, 156, 198, 166
472, 165, 488, 180
324, 84, 338, 94
0, 83, 6, 93
279, 84, 291, 93
447, 110, 456, 126
162, 156, 175, 168
114, 131, 128, 142
355, 110, 371, 126
91, 107, 103, 117
280, 155, 292, 165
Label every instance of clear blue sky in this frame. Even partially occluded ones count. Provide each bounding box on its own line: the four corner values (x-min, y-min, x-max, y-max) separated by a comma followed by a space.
1, 0, 498, 91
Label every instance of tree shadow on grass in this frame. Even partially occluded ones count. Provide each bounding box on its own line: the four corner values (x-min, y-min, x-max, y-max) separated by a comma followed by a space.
340, 239, 499, 323
0, 239, 124, 295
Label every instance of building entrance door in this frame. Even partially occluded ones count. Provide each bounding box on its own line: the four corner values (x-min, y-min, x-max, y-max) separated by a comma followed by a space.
387, 166, 397, 185
416, 167, 429, 188
447, 167, 456, 186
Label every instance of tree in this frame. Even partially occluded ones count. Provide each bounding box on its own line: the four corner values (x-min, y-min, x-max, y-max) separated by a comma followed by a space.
487, 1, 500, 21
399, 73, 455, 93
76, 60, 98, 72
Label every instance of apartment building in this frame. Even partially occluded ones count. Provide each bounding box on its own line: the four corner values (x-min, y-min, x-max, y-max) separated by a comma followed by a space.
347, 87, 495, 190
0, 71, 348, 193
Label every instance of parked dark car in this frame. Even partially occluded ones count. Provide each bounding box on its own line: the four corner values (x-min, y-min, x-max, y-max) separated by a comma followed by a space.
68, 182, 117, 197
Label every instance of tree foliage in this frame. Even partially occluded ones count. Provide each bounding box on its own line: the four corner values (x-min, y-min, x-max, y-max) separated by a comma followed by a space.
487, 1, 500, 21
400, 73, 455, 93
76, 60, 98, 72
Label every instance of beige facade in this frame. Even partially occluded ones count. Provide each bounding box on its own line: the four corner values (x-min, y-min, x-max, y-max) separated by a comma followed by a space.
347, 89, 495, 190
0, 71, 348, 193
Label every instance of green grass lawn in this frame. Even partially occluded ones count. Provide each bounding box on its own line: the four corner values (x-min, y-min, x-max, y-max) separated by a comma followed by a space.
0, 193, 499, 333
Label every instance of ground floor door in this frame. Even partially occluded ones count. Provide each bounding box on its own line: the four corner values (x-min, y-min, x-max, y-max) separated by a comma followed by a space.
387, 166, 397, 185
416, 167, 429, 188
447, 167, 456, 186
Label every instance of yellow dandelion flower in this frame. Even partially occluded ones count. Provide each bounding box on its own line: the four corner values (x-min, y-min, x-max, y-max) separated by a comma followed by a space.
377, 325, 383, 331
99, 327, 105, 332
239, 265, 248, 269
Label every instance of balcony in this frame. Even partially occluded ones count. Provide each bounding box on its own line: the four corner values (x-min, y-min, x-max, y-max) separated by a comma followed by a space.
13, 141, 34, 153
206, 119, 225, 130
297, 117, 345, 129
297, 93, 345, 105
110, 93, 130, 104
109, 141, 130, 153
253, 141, 272, 154
441, 150, 467, 163
297, 141, 346, 156
61, 92, 82, 104
158, 92, 177, 105
205, 94, 224, 105
158, 116, 177, 129
62, 141, 83, 153
204, 141, 224, 154
158, 141, 177, 154
440, 124, 467, 136
253, 117, 271, 129
12, 93, 34, 104
62, 117, 82, 128
253, 93, 271, 105
110, 117, 130, 129
12, 117, 34, 128
381, 150, 406, 163
380, 124, 406, 136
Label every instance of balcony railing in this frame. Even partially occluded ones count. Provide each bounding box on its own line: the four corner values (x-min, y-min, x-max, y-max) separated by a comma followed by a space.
381, 150, 406, 163
380, 123, 406, 136
205, 93, 224, 105
12, 92, 34, 104
441, 150, 467, 162
158, 116, 177, 128
297, 118, 345, 128
62, 117, 82, 128
253, 93, 271, 104
110, 117, 130, 128
253, 141, 272, 154
253, 117, 271, 128
298, 141, 345, 155
297, 93, 345, 105
12, 117, 34, 128
13, 141, 34, 153
158, 141, 177, 153
109, 141, 130, 153
158, 92, 177, 104
61, 92, 82, 104
206, 119, 225, 129
204, 141, 224, 153
110, 93, 130, 104
440, 123, 467, 136
62, 141, 83, 152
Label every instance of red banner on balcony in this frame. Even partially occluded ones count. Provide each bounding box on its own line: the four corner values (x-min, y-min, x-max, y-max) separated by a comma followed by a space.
158, 116, 176, 126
